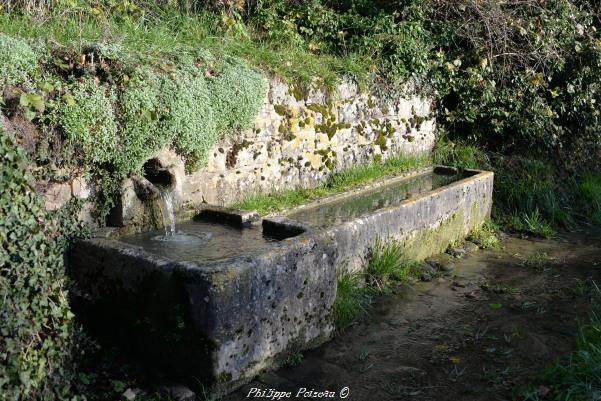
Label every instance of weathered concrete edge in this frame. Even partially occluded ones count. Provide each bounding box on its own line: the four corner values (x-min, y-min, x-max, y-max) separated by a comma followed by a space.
277, 165, 434, 218
323, 170, 494, 272
68, 220, 338, 392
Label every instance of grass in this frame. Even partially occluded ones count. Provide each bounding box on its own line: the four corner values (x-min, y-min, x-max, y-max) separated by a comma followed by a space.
467, 221, 500, 249
435, 140, 601, 232
367, 240, 421, 291
334, 239, 421, 329
580, 173, 601, 225
0, 11, 368, 88
519, 251, 553, 271
333, 272, 373, 329
233, 153, 430, 214
522, 283, 601, 401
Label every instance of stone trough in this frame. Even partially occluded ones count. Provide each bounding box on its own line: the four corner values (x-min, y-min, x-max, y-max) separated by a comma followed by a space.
68, 166, 493, 395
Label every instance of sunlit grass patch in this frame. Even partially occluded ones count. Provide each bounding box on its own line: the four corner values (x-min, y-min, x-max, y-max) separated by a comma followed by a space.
233, 153, 430, 214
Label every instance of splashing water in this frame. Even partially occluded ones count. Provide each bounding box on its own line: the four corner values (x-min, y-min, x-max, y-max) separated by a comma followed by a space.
153, 190, 213, 244
160, 190, 176, 236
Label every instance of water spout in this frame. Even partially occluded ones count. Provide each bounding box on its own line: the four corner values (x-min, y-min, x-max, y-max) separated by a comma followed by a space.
159, 190, 176, 236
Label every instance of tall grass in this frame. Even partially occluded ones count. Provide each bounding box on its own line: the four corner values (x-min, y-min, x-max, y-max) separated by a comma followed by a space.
367, 240, 420, 290
333, 272, 373, 329
435, 139, 601, 232
580, 174, 601, 224
0, 11, 367, 86
333, 239, 421, 328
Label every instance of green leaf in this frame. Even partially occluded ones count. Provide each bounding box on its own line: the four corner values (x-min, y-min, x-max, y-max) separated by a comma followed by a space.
489, 303, 503, 310
62, 93, 75, 107
19, 93, 30, 107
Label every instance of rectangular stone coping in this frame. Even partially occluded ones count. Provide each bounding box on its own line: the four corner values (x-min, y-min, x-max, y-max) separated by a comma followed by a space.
78, 216, 319, 274
279, 165, 493, 221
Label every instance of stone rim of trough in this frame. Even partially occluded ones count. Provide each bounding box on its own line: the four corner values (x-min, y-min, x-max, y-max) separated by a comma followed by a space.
274, 165, 494, 222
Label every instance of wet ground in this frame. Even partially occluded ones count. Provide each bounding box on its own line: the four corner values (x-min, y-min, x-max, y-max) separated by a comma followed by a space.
225, 230, 601, 401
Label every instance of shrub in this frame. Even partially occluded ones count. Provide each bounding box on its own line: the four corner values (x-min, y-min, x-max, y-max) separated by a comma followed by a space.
0, 34, 38, 87
119, 67, 174, 174
208, 57, 266, 134
0, 132, 74, 400
163, 64, 218, 170
59, 79, 119, 166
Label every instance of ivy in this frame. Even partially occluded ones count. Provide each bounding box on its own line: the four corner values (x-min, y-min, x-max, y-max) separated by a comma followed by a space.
0, 131, 76, 400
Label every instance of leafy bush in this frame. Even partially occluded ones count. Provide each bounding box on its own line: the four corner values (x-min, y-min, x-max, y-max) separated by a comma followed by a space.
163, 65, 218, 170
0, 132, 74, 400
59, 79, 119, 166
208, 57, 266, 133
119, 67, 171, 173
0, 34, 38, 87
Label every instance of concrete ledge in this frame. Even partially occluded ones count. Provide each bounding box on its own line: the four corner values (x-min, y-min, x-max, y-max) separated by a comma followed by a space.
196, 205, 261, 227
332, 169, 492, 271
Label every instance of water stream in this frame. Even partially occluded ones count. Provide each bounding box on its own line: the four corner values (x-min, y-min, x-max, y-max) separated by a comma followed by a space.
159, 190, 176, 237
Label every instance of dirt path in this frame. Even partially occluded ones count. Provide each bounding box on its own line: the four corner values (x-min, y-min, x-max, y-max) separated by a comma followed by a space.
225, 230, 601, 401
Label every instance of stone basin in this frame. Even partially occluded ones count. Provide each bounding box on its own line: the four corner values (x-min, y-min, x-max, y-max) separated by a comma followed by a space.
68, 166, 493, 395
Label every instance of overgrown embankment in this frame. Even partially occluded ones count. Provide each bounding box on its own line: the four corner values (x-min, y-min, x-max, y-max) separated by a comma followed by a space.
1, 32, 266, 221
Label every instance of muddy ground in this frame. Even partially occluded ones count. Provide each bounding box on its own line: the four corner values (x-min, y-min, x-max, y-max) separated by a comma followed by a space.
225, 230, 601, 401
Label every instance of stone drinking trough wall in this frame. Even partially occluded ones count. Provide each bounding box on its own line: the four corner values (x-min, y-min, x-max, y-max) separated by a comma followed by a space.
284, 167, 494, 272
68, 167, 493, 396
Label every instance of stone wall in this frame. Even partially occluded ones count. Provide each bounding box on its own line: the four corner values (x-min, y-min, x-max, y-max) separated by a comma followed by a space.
38, 77, 436, 225
176, 78, 435, 207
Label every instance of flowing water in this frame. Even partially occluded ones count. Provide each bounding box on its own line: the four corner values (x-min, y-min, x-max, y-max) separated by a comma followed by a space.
286, 170, 467, 228
158, 190, 176, 237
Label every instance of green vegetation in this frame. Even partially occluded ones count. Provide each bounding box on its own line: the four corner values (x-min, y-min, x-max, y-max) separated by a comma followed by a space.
209, 57, 267, 133
0, 132, 76, 399
467, 221, 500, 249
0, 31, 267, 218
59, 78, 119, 165
435, 141, 601, 233
333, 272, 372, 329
367, 240, 421, 290
580, 174, 601, 224
0, 11, 365, 88
234, 153, 429, 214
0, 34, 39, 87
522, 284, 601, 400
334, 239, 421, 328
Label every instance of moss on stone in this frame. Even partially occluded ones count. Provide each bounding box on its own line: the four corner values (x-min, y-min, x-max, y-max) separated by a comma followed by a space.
401, 210, 466, 260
